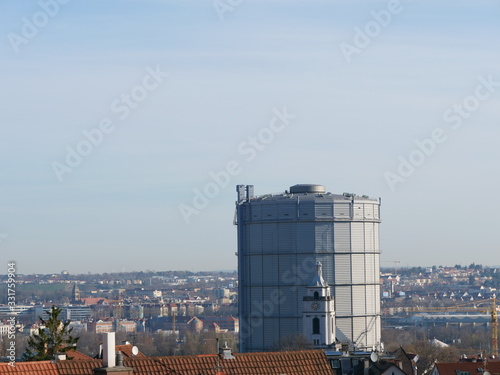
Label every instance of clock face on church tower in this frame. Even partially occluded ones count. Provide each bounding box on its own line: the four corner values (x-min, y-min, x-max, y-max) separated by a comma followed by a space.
311, 302, 320, 311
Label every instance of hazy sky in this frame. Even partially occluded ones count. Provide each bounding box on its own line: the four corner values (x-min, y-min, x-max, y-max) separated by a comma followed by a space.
1, 0, 499, 274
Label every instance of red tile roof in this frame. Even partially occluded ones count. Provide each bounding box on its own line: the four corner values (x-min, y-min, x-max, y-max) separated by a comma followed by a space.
80, 298, 110, 306
434, 361, 500, 375
128, 350, 333, 375
115, 344, 147, 358
0, 361, 58, 375
65, 350, 94, 361
1, 350, 333, 375
56, 359, 102, 375
54, 346, 94, 362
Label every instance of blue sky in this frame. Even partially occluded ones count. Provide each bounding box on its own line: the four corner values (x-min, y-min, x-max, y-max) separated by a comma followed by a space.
1, 0, 499, 274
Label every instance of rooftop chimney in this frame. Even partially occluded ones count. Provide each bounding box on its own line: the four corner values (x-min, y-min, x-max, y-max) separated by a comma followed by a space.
103, 332, 116, 368
219, 342, 235, 360
93, 333, 133, 375
116, 351, 124, 367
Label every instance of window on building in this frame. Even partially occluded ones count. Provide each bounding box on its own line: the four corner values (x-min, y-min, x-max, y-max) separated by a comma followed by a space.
352, 359, 363, 375
341, 358, 352, 375
314, 291, 319, 299
312, 317, 320, 334
330, 359, 340, 369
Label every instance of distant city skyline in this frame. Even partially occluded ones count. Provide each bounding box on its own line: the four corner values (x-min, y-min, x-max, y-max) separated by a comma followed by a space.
5, 263, 500, 276
1, 1, 499, 274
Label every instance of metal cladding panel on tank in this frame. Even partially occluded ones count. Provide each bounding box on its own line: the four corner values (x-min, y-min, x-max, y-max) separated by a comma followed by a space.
236, 184, 381, 352
278, 223, 295, 252
334, 222, 351, 252
365, 285, 377, 314
262, 223, 278, 253
278, 203, 297, 219
247, 225, 263, 254
364, 223, 375, 251
298, 201, 315, 219
334, 254, 351, 284
353, 203, 364, 219
263, 255, 279, 284
351, 223, 364, 251
296, 222, 315, 252
334, 286, 352, 316
315, 203, 334, 218
365, 255, 376, 282
315, 223, 334, 253
336, 317, 352, 340
351, 254, 365, 284
352, 285, 367, 315
334, 203, 350, 219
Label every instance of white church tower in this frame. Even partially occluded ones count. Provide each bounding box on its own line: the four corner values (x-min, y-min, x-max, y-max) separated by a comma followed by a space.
303, 262, 336, 347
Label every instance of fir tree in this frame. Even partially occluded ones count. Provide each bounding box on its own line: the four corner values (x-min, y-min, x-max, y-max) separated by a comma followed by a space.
22, 305, 79, 361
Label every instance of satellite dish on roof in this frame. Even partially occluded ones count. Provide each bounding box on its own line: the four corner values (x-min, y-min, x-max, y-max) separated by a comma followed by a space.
132, 346, 139, 356
370, 352, 379, 363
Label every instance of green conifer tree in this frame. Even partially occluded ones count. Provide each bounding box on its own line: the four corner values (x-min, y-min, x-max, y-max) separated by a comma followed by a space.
22, 305, 79, 361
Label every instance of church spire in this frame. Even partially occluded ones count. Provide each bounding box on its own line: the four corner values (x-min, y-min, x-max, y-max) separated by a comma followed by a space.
309, 262, 327, 287
72, 283, 80, 303
303, 261, 336, 348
